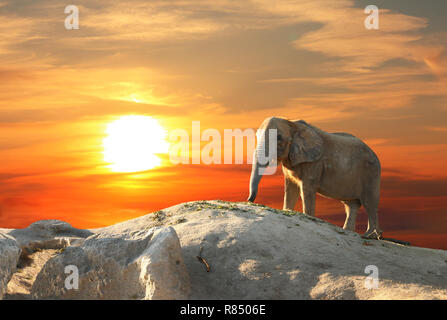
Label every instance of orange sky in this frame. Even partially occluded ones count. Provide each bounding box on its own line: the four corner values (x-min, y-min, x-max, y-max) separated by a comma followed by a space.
0, 0, 446, 249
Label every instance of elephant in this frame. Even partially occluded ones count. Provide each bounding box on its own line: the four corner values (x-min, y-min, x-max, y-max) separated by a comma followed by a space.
247, 117, 382, 239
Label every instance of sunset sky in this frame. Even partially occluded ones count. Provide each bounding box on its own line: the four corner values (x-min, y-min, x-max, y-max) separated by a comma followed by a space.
1, 0, 446, 249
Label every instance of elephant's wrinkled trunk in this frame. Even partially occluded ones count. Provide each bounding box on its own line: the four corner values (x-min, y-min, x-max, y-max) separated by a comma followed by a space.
247, 133, 269, 202
248, 157, 262, 202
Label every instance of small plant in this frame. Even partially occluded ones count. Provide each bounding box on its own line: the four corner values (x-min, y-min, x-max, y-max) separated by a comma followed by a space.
175, 218, 187, 224
248, 202, 267, 208
56, 247, 66, 254
282, 210, 298, 217
152, 210, 165, 222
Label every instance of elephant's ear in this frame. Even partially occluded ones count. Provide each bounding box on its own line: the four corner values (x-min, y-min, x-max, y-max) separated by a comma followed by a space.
289, 122, 323, 165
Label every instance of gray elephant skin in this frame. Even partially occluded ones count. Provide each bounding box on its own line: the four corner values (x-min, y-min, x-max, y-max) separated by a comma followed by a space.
248, 117, 382, 239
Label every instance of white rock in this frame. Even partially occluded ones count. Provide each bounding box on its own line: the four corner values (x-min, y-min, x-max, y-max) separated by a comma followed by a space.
31, 226, 190, 299
9, 220, 92, 249
96, 200, 447, 300
0, 233, 21, 299
2, 200, 447, 300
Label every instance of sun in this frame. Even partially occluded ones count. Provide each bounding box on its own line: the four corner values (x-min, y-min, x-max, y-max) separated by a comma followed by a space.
103, 115, 169, 172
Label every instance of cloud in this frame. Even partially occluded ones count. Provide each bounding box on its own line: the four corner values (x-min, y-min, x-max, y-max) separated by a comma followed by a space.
1, 0, 446, 119
423, 48, 447, 79
292, 5, 427, 72
381, 176, 447, 198
427, 126, 447, 132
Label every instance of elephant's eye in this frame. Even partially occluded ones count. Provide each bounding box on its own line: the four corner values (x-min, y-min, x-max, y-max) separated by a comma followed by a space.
277, 134, 282, 141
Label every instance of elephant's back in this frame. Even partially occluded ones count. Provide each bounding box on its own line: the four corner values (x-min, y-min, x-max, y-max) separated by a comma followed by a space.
327, 131, 381, 169
332, 132, 357, 138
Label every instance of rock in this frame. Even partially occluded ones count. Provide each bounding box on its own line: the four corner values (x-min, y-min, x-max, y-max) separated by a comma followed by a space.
0, 233, 21, 299
9, 220, 92, 250
96, 200, 447, 299
2, 200, 447, 300
31, 226, 190, 299
1, 220, 92, 300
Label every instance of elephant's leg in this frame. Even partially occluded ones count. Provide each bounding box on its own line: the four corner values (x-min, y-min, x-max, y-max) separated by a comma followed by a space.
300, 185, 316, 216
342, 199, 361, 231
361, 176, 382, 239
283, 178, 299, 210
362, 196, 382, 239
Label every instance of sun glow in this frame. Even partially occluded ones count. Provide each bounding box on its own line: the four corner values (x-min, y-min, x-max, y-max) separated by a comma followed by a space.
103, 115, 169, 172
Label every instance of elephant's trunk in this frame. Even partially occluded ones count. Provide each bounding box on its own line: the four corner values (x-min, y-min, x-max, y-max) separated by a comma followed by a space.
248, 156, 262, 202
247, 132, 269, 202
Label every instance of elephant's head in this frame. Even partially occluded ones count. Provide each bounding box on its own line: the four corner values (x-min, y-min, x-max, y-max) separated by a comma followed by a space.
247, 117, 323, 202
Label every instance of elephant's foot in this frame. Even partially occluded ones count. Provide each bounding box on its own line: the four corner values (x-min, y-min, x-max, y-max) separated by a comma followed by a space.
362, 229, 383, 240
343, 223, 355, 232
303, 211, 316, 217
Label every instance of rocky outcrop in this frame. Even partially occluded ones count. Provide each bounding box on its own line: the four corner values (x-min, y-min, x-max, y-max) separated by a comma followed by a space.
0, 232, 21, 299
1, 201, 447, 300
9, 220, 92, 250
97, 200, 447, 299
31, 226, 190, 299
